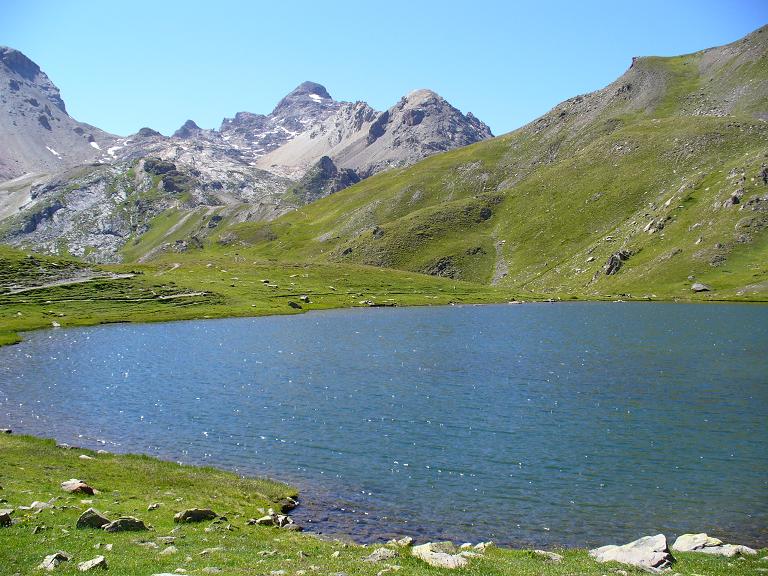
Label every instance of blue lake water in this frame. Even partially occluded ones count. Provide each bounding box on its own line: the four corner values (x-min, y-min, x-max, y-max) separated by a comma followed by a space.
1, 302, 766, 547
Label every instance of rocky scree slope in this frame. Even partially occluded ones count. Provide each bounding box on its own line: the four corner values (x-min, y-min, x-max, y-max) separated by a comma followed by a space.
221, 25, 768, 300
0, 62, 491, 261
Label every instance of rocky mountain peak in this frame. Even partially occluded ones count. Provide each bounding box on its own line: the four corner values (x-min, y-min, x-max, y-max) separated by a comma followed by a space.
272, 81, 334, 114
1, 46, 66, 113
0, 47, 42, 82
173, 119, 203, 139
0, 46, 117, 181
402, 88, 441, 105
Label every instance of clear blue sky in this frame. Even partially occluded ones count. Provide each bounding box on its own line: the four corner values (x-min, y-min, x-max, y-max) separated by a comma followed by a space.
2, 0, 765, 137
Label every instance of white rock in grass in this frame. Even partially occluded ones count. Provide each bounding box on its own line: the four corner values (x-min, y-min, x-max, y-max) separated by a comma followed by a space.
590, 534, 674, 571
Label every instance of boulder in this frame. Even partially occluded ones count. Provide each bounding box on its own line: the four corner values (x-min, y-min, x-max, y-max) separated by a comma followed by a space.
672, 534, 756, 557
278, 496, 299, 511
533, 549, 563, 562
21, 499, 55, 511
363, 547, 397, 562
38, 552, 70, 571
0, 509, 12, 527
697, 543, 757, 557
159, 545, 178, 556
77, 555, 107, 571
76, 508, 110, 529
249, 515, 275, 526
589, 534, 674, 571
61, 479, 95, 495
671, 533, 721, 551
691, 283, 711, 292
103, 516, 148, 532
386, 536, 413, 547
174, 508, 217, 523
412, 542, 469, 569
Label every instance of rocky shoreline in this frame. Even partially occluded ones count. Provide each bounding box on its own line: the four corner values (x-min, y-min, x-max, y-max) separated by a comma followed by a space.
1, 429, 765, 575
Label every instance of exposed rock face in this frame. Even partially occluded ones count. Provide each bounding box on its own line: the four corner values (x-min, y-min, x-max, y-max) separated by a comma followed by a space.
287, 155, 360, 203
0, 48, 492, 262
219, 81, 342, 158
256, 88, 492, 180
589, 534, 674, 571
0, 46, 117, 181
173, 119, 204, 139
604, 250, 632, 275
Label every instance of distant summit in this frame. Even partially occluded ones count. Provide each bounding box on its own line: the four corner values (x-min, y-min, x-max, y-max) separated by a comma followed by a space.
0, 46, 116, 180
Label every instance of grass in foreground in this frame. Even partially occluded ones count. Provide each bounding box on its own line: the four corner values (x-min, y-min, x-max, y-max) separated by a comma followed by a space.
0, 434, 764, 575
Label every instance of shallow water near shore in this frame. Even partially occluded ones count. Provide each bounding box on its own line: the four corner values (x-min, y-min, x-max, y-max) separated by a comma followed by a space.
1, 302, 766, 547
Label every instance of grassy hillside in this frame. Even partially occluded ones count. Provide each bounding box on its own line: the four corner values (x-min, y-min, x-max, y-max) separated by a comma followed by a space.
201, 26, 768, 301
1, 434, 763, 576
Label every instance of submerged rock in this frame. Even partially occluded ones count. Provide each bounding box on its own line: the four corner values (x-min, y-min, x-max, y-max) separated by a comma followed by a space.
589, 534, 674, 571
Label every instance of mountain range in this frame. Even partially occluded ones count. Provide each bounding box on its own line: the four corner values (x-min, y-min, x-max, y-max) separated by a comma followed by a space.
1, 25, 767, 300
0, 49, 490, 261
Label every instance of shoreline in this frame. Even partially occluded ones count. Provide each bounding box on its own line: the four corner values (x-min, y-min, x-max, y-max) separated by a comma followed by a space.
0, 432, 765, 576
3, 294, 768, 349
2, 429, 766, 552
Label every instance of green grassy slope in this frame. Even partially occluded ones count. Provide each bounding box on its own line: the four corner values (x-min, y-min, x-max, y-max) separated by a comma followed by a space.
205, 26, 768, 301
1, 434, 763, 576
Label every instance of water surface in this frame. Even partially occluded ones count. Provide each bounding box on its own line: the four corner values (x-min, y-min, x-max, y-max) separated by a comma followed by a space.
1, 303, 766, 547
